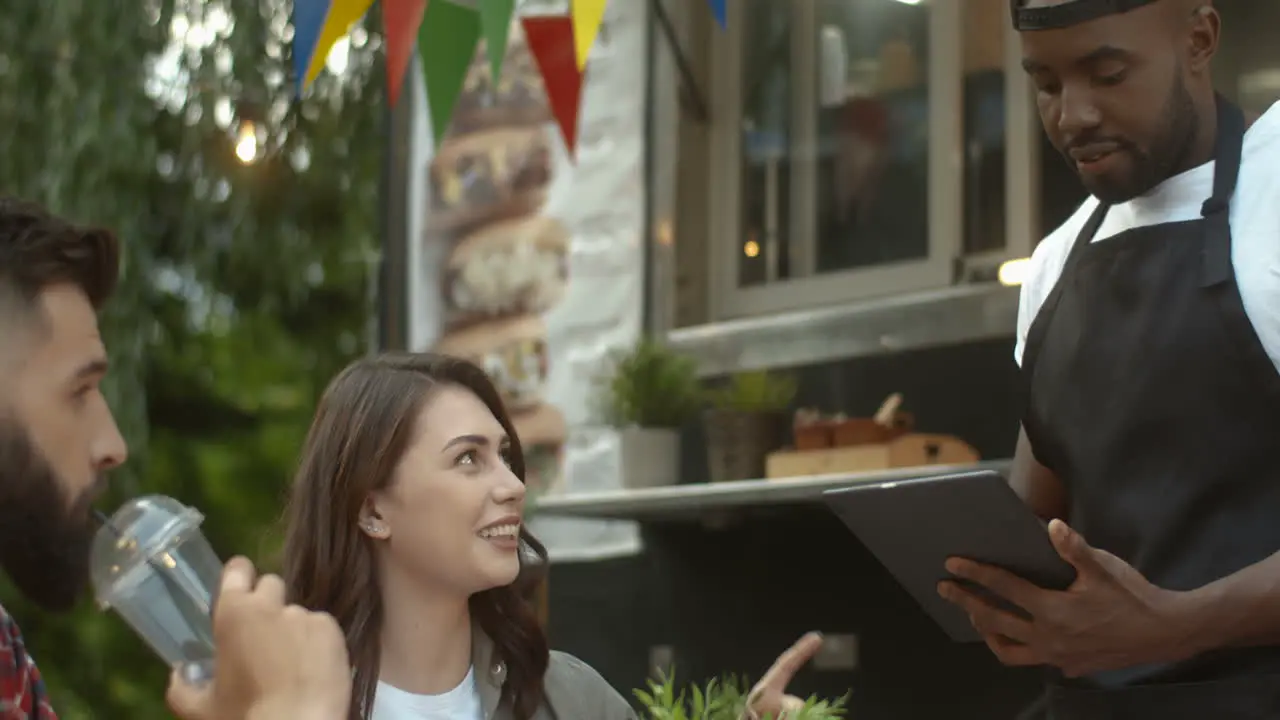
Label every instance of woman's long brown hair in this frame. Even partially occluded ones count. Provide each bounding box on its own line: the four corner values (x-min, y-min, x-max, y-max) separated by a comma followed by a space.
281, 352, 550, 720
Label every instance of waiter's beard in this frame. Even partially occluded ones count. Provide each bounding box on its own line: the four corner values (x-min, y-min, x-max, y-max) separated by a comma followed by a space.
1063, 71, 1200, 204
0, 415, 100, 611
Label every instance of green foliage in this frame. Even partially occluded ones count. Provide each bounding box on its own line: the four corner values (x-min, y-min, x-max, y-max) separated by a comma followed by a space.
633, 668, 848, 720
597, 337, 704, 429
0, 0, 382, 716
706, 370, 798, 414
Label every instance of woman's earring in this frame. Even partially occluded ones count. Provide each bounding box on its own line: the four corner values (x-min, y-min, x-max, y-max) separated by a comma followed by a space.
363, 520, 384, 536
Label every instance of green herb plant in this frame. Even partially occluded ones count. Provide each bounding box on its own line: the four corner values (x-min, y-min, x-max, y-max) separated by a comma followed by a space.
706, 370, 799, 414
598, 337, 705, 429
633, 669, 848, 720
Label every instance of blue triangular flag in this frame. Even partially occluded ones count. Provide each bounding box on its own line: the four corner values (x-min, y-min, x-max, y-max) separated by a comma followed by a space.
292, 0, 332, 95
708, 0, 726, 28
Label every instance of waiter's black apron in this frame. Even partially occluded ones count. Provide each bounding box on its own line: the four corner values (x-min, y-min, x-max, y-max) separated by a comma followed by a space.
1023, 96, 1280, 718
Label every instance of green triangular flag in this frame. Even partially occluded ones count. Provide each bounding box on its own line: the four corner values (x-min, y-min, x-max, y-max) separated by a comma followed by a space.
419, 0, 482, 144
478, 0, 516, 84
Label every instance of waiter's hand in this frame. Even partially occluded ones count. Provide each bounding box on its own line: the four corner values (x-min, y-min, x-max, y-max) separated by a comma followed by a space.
937, 519, 1196, 678
744, 632, 824, 720
166, 556, 351, 720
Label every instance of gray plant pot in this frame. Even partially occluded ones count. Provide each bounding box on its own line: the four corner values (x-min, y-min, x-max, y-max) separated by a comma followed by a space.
619, 427, 681, 489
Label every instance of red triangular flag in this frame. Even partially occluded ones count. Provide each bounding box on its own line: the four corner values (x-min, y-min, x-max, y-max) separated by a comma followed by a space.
384, 0, 429, 107
520, 15, 584, 155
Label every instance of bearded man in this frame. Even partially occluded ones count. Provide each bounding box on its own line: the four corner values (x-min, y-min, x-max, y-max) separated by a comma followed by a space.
0, 196, 349, 719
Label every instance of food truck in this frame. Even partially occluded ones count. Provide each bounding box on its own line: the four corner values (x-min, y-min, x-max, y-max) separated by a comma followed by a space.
378, 1, 1280, 716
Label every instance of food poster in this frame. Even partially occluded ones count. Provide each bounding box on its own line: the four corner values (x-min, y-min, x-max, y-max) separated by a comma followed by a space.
406, 2, 646, 561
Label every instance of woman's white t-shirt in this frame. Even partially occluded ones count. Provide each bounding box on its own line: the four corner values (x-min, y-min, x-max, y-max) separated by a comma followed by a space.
370, 665, 485, 720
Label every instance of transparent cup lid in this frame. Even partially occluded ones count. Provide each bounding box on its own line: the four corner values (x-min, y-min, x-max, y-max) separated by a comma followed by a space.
90, 495, 205, 608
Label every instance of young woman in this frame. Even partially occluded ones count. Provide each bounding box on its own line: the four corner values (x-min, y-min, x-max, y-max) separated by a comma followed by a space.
280, 353, 634, 720
281, 352, 820, 720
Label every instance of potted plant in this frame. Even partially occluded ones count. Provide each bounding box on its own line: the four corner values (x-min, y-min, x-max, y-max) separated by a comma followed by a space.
597, 337, 704, 489
704, 370, 798, 482
633, 669, 848, 720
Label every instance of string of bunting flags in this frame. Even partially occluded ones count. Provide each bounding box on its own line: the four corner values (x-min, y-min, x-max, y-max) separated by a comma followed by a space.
708, 0, 726, 27
292, 0, 727, 156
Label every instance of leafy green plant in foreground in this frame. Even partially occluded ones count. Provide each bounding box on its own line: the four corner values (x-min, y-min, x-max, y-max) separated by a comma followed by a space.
633, 668, 848, 720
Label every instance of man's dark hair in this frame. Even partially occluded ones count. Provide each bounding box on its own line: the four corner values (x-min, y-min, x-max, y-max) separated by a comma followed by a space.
0, 196, 120, 320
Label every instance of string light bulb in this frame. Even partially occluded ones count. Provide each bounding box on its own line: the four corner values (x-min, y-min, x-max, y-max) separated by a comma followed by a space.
234, 119, 260, 164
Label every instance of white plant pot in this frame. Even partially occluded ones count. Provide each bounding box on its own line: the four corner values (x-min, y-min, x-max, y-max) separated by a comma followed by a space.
618, 427, 680, 489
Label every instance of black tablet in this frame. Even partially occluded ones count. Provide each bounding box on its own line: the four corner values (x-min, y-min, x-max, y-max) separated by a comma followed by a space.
822, 469, 1076, 643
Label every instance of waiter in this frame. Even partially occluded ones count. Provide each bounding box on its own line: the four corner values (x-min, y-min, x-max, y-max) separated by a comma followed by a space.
937, 0, 1280, 716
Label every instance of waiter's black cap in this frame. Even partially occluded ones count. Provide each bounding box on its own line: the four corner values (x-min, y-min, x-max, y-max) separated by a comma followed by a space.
1011, 0, 1161, 30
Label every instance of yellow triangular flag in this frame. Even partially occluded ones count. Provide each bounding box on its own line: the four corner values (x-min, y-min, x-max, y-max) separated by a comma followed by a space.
570, 0, 608, 71
304, 0, 377, 87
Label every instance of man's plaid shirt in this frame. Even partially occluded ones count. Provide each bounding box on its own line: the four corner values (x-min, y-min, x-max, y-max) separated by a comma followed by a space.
0, 603, 56, 720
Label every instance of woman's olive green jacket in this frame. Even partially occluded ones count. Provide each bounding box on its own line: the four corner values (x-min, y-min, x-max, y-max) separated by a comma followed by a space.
471, 628, 638, 720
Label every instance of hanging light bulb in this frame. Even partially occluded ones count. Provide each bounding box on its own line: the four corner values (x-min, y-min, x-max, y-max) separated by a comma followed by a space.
234, 119, 260, 164
228, 97, 297, 165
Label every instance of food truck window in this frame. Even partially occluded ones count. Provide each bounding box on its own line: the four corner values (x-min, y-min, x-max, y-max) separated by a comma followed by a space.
704, 0, 971, 322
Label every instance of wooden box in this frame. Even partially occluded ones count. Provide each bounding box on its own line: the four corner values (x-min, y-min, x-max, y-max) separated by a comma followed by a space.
765, 433, 980, 480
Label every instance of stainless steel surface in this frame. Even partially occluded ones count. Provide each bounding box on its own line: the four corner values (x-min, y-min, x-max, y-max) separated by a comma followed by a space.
533, 459, 1013, 520
666, 283, 1019, 376
651, 0, 710, 123
646, 0, 684, 338
1004, 17, 1040, 263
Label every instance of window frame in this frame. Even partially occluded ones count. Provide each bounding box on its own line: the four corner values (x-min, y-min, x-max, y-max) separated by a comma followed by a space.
704, 0, 1041, 322
994, 15, 1040, 271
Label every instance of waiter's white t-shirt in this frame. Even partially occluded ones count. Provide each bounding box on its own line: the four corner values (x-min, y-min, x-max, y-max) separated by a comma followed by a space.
370, 666, 484, 720
1014, 100, 1280, 373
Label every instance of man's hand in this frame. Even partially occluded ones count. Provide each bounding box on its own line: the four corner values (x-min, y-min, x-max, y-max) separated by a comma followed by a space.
165, 556, 352, 720
744, 632, 824, 719
937, 519, 1198, 678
